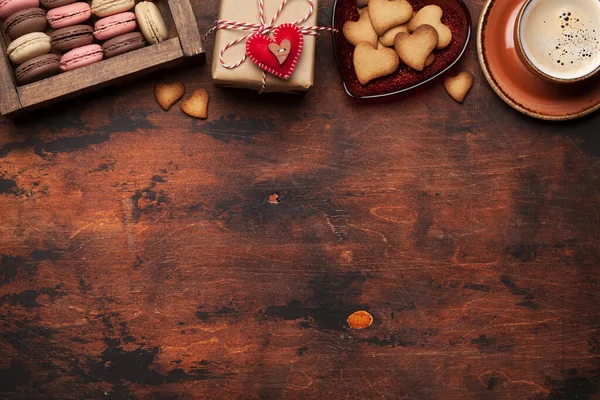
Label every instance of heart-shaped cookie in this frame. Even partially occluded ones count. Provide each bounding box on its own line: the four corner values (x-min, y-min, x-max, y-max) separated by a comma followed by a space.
444, 72, 473, 102
246, 23, 303, 80
379, 24, 408, 47
353, 42, 399, 85
425, 53, 435, 67
181, 88, 209, 119
394, 24, 438, 71
408, 5, 452, 49
368, 0, 413, 35
343, 8, 378, 47
155, 82, 185, 111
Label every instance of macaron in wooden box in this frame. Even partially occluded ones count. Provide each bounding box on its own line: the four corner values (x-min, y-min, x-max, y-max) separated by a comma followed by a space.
0, 0, 204, 117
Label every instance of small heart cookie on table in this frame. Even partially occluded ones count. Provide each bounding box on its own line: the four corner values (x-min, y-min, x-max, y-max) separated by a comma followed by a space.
368, 0, 413, 35
155, 82, 185, 111
343, 8, 378, 47
353, 42, 399, 85
408, 5, 452, 49
394, 24, 438, 71
444, 72, 473, 103
181, 88, 209, 119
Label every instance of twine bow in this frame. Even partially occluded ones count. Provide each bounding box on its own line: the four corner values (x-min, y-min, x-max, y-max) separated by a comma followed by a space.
204, 0, 336, 93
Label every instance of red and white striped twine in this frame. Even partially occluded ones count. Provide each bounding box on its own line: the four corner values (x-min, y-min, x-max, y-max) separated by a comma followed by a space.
203, 0, 336, 93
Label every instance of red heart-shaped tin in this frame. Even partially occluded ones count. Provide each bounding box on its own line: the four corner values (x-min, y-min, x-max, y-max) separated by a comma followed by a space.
332, 0, 471, 99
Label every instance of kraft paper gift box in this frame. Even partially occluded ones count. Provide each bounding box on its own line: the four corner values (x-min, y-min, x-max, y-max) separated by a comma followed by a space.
212, 0, 319, 93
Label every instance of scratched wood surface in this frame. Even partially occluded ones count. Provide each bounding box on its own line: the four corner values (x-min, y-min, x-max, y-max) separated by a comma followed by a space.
1, 0, 600, 398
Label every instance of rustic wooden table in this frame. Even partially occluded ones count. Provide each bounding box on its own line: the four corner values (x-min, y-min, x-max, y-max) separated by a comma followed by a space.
1, 0, 599, 398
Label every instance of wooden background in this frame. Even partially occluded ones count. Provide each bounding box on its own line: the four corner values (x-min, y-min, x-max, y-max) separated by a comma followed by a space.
1, 0, 600, 398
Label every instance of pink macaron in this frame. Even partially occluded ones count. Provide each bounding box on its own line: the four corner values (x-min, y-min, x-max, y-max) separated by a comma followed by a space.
60, 44, 103, 71
93, 11, 136, 41
46, 1, 91, 29
0, 0, 39, 19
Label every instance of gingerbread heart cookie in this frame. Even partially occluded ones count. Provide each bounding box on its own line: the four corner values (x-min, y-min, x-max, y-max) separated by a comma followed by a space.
425, 53, 435, 67
444, 72, 473, 102
353, 42, 399, 85
394, 24, 438, 71
155, 82, 185, 111
181, 88, 209, 119
368, 0, 413, 35
408, 5, 452, 49
343, 8, 378, 47
379, 24, 408, 47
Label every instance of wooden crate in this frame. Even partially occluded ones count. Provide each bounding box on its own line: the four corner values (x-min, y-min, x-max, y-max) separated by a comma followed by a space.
0, 0, 204, 117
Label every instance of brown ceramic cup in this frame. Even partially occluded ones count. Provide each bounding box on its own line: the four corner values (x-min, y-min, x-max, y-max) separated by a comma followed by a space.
515, 0, 600, 84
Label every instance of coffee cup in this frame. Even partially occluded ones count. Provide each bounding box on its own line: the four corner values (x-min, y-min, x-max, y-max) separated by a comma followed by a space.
515, 0, 600, 84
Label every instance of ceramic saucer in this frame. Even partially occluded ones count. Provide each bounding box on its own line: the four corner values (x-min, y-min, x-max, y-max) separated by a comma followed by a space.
477, 0, 600, 120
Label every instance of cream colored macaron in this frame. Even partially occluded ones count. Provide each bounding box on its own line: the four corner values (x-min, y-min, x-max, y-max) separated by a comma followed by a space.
135, 1, 167, 44
7, 32, 51, 65
91, 0, 135, 17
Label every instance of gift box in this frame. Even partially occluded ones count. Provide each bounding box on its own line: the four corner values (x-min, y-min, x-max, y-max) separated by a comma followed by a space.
211, 0, 319, 93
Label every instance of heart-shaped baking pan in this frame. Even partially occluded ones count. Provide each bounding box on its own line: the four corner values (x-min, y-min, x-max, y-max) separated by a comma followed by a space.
332, 0, 471, 99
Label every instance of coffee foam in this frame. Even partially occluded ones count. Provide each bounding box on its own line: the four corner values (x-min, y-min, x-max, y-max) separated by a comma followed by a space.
520, 0, 600, 80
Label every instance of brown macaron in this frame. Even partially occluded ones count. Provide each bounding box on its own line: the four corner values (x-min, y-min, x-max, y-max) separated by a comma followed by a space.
40, 0, 76, 8
3, 8, 47, 40
14, 53, 60, 85
50, 24, 94, 53
102, 32, 146, 59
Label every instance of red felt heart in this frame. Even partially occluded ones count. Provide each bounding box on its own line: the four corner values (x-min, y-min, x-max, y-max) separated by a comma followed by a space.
246, 23, 304, 80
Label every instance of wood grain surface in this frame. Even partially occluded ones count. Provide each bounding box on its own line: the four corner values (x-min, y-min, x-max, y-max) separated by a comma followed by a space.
1, 0, 600, 398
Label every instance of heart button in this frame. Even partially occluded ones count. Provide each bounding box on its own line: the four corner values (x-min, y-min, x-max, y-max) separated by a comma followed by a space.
268, 39, 291, 65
